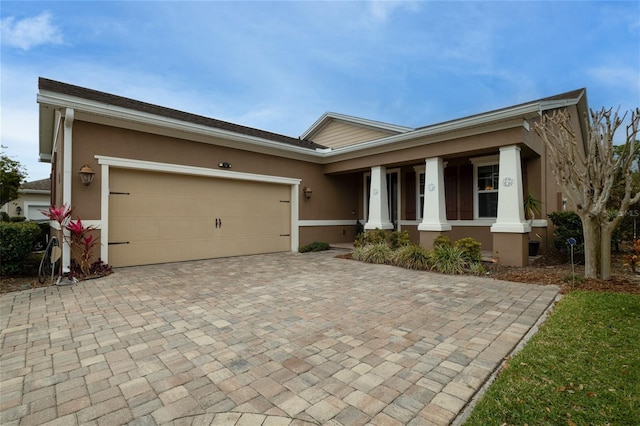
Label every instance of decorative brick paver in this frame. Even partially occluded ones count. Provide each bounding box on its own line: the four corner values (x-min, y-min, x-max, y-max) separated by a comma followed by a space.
0, 250, 558, 425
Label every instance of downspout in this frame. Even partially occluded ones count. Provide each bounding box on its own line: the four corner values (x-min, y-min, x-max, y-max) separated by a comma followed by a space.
62, 108, 74, 272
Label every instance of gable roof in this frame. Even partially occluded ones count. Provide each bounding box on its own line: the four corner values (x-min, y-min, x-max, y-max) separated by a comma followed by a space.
301, 112, 413, 140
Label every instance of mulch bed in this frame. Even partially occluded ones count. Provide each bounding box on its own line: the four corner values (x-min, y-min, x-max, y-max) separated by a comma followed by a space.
335, 251, 640, 295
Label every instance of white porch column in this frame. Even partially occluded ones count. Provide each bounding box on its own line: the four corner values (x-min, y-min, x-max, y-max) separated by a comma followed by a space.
418, 157, 451, 231
365, 166, 394, 230
491, 145, 530, 233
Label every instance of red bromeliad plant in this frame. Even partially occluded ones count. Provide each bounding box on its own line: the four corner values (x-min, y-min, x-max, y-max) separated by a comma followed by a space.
41, 205, 103, 278
41, 204, 73, 227
66, 217, 100, 275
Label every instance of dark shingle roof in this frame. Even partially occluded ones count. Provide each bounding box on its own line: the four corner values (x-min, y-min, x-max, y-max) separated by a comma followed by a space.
39, 78, 326, 150
416, 88, 586, 130
21, 178, 51, 191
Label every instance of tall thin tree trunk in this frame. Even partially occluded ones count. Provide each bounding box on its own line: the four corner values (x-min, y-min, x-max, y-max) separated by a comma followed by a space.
581, 214, 600, 278
600, 226, 614, 280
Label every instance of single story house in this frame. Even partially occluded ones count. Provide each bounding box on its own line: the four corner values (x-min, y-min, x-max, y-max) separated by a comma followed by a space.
1, 178, 51, 221
37, 78, 587, 268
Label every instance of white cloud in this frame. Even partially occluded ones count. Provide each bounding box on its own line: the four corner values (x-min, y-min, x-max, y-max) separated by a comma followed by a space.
1, 11, 63, 50
367, 0, 420, 24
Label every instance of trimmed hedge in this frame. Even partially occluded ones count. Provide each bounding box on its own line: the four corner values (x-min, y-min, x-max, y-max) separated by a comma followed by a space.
0, 221, 41, 275
299, 241, 330, 253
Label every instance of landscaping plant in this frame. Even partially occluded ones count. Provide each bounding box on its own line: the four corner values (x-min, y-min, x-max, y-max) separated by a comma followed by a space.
622, 239, 640, 273
299, 241, 330, 253
392, 244, 431, 270
430, 244, 468, 275
361, 243, 393, 264
0, 221, 41, 275
41, 204, 111, 279
454, 237, 482, 263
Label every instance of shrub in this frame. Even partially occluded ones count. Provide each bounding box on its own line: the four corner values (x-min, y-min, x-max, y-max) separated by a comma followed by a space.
0, 221, 41, 275
9, 216, 26, 222
468, 262, 486, 276
430, 244, 468, 275
393, 244, 431, 270
389, 230, 412, 250
433, 235, 452, 248
354, 229, 389, 248
352, 246, 366, 261
0, 211, 9, 222
454, 237, 482, 263
548, 211, 584, 259
367, 229, 389, 245
361, 243, 393, 264
35, 222, 50, 250
299, 241, 330, 253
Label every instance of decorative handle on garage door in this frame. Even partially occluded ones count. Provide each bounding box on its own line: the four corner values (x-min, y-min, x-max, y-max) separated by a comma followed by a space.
215, 218, 223, 228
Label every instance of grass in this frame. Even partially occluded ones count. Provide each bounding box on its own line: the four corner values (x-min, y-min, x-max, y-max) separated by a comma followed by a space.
465, 291, 640, 426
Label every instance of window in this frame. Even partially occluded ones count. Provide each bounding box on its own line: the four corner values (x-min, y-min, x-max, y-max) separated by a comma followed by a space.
476, 164, 499, 218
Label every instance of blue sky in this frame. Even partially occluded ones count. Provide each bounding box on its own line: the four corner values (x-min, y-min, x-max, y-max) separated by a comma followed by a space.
2, 1, 639, 181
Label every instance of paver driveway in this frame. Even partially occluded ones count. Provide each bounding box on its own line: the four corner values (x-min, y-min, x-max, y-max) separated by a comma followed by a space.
1, 250, 559, 425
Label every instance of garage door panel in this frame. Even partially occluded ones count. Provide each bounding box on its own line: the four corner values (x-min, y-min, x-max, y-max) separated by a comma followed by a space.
109, 169, 291, 267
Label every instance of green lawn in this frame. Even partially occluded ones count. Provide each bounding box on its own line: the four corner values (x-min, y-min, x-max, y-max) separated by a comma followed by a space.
464, 291, 640, 426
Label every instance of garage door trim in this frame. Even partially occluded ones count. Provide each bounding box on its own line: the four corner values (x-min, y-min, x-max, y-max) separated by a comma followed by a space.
96, 155, 301, 264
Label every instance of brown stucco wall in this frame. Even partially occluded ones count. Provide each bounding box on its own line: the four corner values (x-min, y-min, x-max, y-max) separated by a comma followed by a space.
300, 225, 358, 247
447, 226, 493, 250
69, 121, 358, 223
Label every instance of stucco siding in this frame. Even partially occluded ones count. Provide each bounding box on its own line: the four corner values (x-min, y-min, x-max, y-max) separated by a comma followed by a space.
69, 120, 357, 223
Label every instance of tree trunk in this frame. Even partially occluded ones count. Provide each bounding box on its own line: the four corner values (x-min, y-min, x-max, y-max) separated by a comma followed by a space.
600, 225, 614, 280
581, 214, 600, 278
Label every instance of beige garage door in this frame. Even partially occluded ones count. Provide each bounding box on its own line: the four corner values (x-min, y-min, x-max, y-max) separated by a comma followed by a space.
109, 168, 291, 267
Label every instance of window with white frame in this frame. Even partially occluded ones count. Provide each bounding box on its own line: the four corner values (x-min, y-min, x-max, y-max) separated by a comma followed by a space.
476, 163, 499, 218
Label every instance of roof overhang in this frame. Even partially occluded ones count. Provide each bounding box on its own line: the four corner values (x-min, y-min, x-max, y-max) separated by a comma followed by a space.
38, 85, 586, 166
37, 89, 322, 164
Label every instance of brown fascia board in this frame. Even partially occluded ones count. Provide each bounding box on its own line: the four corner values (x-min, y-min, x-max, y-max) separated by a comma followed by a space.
38, 78, 326, 151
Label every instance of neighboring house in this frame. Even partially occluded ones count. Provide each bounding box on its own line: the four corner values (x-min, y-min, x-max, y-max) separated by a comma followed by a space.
37, 77, 588, 268
1, 178, 51, 221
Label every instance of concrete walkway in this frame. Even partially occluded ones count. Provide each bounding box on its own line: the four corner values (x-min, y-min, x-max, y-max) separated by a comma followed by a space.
0, 251, 559, 425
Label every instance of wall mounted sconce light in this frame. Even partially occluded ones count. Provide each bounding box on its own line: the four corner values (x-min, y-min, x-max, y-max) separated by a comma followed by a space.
15, 206, 22, 216
218, 162, 232, 169
78, 164, 95, 186
303, 186, 313, 200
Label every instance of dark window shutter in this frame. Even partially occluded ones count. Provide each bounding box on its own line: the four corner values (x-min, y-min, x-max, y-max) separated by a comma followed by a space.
444, 166, 458, 220
405, 171, 416, 221
459, 164, 474, 220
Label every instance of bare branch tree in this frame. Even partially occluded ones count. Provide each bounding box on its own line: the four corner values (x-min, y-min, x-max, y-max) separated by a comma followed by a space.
535, 107, 640, 279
